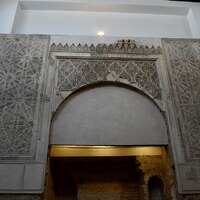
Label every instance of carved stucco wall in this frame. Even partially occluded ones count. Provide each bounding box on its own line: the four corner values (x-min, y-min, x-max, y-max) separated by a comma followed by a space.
0, 35, 200, 198
163, 39, 200, 160
163, 39, 200, 196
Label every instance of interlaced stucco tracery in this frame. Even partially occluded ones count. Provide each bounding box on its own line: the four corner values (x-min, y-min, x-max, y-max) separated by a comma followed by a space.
57, 59, 161, 100
163, 39, 200, 159
0, 35, 49, 157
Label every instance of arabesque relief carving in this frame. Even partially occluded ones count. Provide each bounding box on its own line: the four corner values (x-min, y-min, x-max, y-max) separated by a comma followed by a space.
163, 39, 200, 159
57, 59, 161, 100
0, 35, 49, 157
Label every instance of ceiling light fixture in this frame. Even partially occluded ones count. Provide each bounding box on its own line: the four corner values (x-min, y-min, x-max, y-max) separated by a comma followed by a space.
97, 31, 105, 36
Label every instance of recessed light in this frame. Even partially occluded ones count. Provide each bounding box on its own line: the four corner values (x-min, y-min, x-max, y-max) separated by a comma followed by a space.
97, 31, 105, 36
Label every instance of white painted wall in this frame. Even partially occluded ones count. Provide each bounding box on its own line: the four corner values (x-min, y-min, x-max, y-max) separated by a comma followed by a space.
0, 0, 18, 33
189, 6, 200, 38
14, 10, 192, 38
1, 0, 200, 38
11, 1, 23, 34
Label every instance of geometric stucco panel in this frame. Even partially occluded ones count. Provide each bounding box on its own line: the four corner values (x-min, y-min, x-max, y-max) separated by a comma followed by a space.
0, 35, 49, 158
163, 39, 200, 160
57, 58, 161, 100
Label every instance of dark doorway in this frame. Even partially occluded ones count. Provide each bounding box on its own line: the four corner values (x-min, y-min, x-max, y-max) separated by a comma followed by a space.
148, 176, 164, 200
49, 156, 141, 200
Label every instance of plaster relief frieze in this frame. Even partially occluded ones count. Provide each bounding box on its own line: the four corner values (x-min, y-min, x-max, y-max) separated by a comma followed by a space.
0, 35, 49, 158
162, 39, 200, 159
50, 39, 162, 55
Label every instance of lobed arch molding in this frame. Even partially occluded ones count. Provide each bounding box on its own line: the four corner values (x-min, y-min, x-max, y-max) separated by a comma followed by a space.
55, 80, 163, 111
51, 82, 168, 146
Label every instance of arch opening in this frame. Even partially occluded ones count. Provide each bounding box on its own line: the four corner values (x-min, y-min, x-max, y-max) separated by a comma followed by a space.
51, 84, 168, 146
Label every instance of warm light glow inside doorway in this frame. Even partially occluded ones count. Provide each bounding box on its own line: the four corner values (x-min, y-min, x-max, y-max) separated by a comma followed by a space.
50, 146, 163, 157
